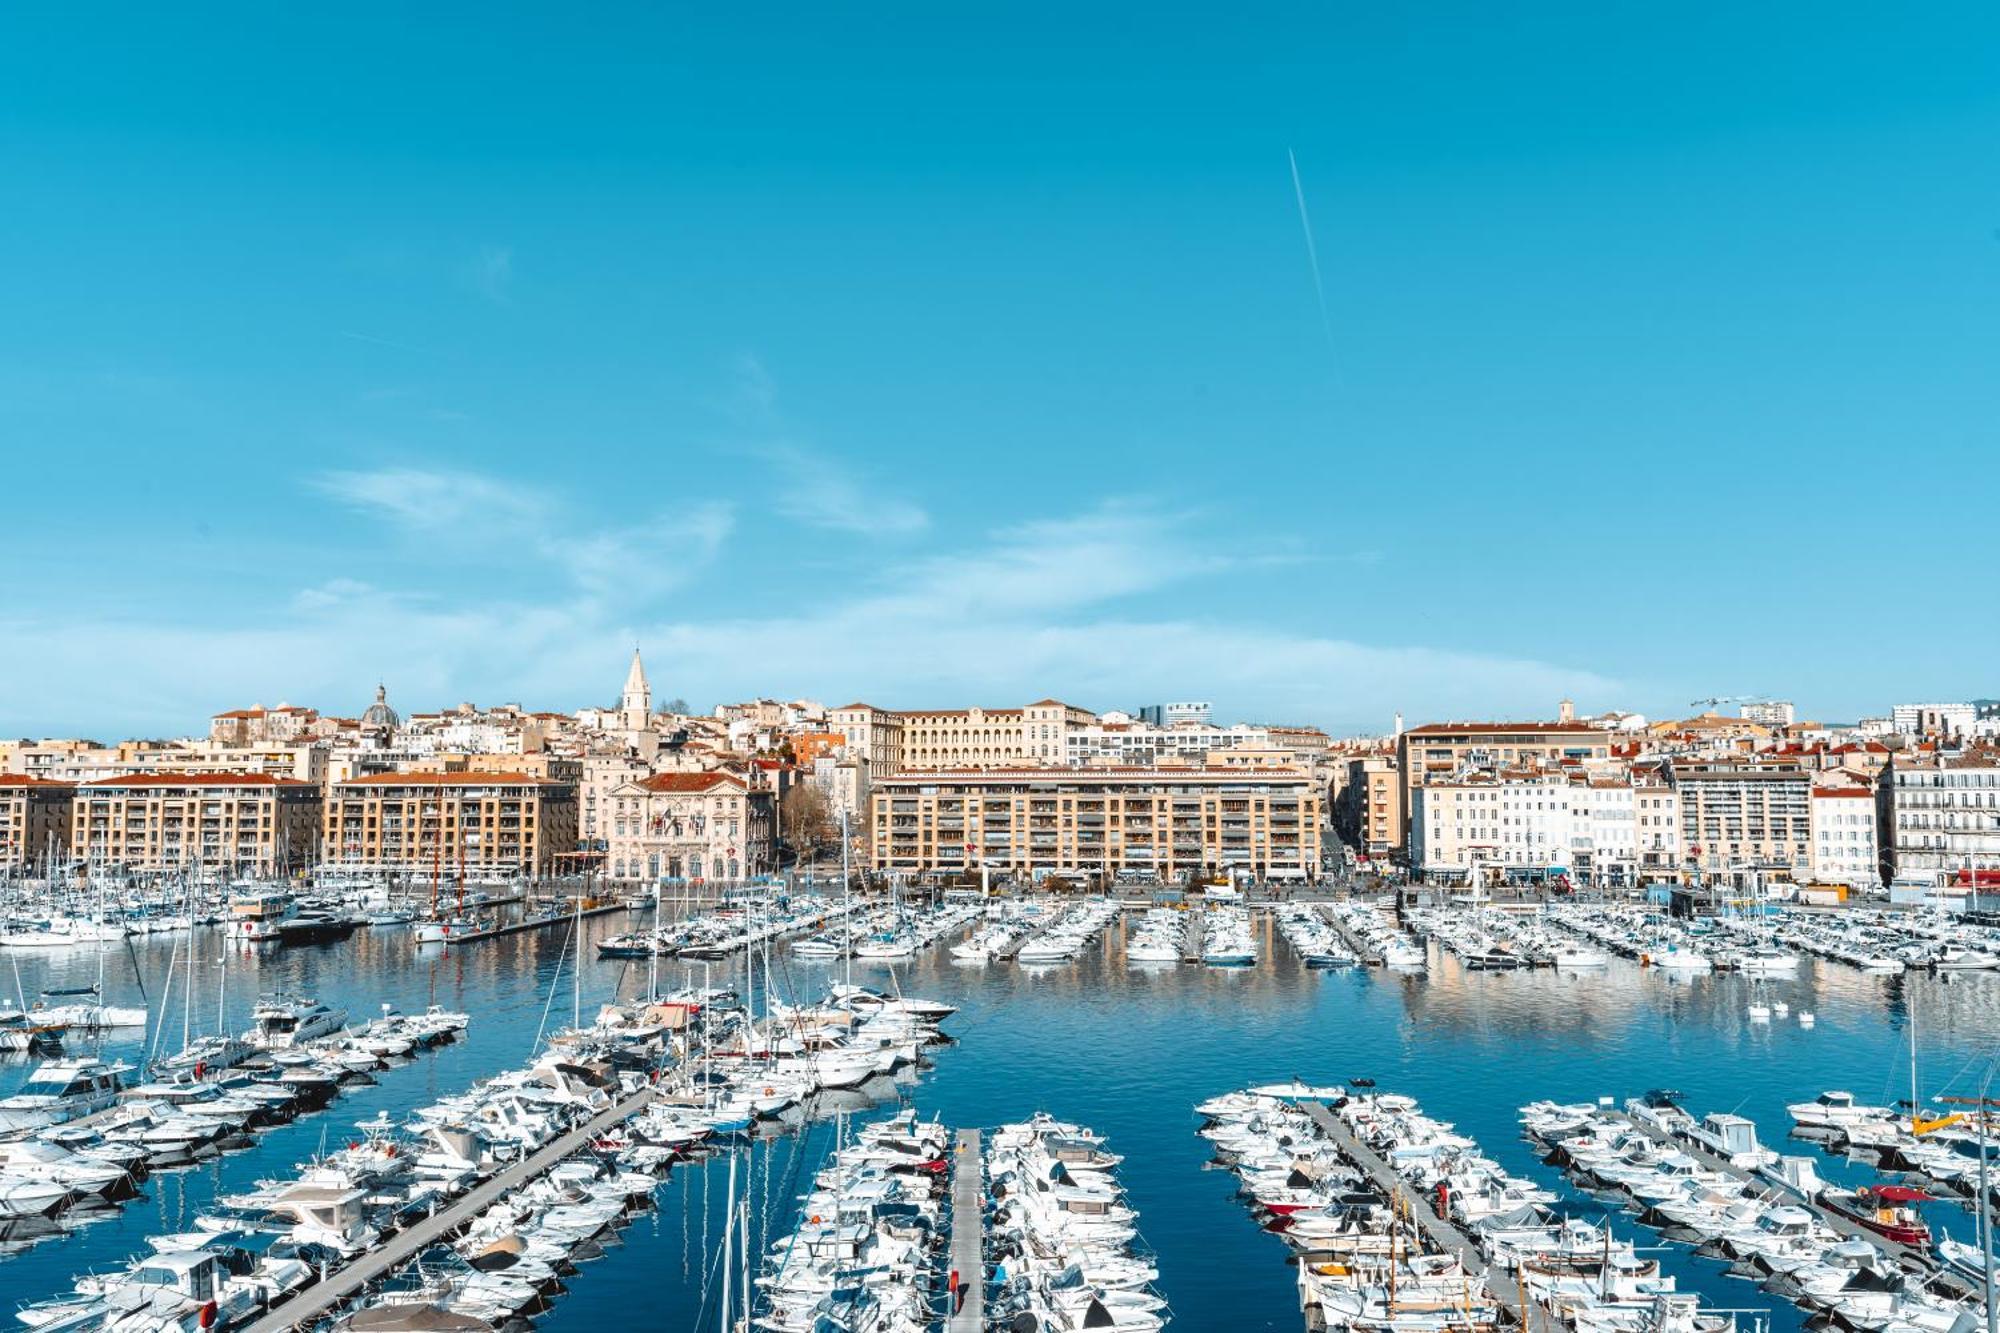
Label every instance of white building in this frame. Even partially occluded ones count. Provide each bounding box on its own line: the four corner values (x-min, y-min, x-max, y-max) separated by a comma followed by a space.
1810, 784, 1879, 889
1741, 700, 1796, 727
1065, 722, 1271, 768
1880, 753, 2000, 883
1894, 703, 1976, 738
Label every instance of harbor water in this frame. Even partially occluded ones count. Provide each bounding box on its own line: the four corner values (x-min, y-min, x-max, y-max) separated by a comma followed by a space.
4, 906, 1997, 1331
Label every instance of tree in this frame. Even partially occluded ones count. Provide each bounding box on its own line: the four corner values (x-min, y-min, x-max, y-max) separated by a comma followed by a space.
662, 697, 692, 716
780, 784, 836, 859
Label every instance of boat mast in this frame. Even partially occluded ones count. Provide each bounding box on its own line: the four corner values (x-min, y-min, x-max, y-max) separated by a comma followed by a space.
841, 802, 851, 990
719, 1147, 736, 1333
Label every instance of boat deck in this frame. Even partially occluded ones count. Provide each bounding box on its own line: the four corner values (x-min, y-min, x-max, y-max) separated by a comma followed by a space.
240, 1085, 659, 1333
948, 1127, 984, 1333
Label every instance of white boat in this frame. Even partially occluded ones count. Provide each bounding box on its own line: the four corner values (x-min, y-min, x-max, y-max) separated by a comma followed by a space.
0, 1059, 130, 1134
247, 994, 348, 1049
413, 917, 476, 945
226, 890, 295, 941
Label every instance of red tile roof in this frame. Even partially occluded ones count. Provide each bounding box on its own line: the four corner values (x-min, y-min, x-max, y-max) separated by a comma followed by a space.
0, 774, 75, 790
83, 772, 312, 788
636, 772, 745, 793
337, 771, 547, 787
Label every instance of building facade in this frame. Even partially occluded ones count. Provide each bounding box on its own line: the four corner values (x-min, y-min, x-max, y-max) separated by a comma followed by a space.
322, 772, 579, 877
0, 776, 73, 870
602, 772, 775, 884
1878, 754, 2000, 883
1809, 785, 1879, 889
869, 769, 1321, 882
1669, 762, 1812, 880
1395, 722, 1612, 861
71, 773, 320, 875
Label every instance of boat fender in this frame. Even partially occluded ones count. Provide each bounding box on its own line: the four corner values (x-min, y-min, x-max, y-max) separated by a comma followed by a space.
199, 1302, 218, 1329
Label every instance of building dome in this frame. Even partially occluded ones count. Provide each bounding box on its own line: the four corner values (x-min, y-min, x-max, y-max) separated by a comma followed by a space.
361, 683, 400, 730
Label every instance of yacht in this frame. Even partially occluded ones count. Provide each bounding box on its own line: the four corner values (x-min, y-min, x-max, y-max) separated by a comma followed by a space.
0, 1058, 130, 1133
226, 890, 296, 941
247, 994, 349, 1049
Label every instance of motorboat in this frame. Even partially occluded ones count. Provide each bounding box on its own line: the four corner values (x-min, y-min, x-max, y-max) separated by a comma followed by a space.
0, 1058, 130, 1133
248, 994, 349, 1049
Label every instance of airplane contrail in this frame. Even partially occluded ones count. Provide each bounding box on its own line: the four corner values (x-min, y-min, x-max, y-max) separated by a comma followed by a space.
1287, 147, 1336, 358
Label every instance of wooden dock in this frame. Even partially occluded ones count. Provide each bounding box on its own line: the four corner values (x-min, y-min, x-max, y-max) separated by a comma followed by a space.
1294, 1101, 1492, 1277
1600, 1109, 1939, 1274
453, 901, 626, 944
1314, 904, 1381, 964
1181, 909, 1205, 963
948, 1128, 984, 1332
241, 1086, 659, 1333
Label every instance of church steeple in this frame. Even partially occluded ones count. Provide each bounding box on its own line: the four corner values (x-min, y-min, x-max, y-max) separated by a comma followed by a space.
620, 648, 652, 731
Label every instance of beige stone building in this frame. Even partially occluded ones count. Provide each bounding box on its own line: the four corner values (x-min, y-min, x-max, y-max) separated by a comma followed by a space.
0, 776, 74, 869
1669, 761, 1811, 880
602, 771, 776, 884
832, 699, 1096, 775
322, 772, 579, 877
71, 773, 320, 875
1395, 722, 1612, 858
1335, 753, 1402, 860
870, 768, 1321, 882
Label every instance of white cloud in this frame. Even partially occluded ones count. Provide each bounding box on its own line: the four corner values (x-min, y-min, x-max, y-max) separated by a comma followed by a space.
0, 493, 1616, 737
309, 465, 733, 607
757, 443, 931, 537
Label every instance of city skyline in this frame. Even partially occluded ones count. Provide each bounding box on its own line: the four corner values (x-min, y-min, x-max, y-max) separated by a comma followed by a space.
6, 5, 1998, 736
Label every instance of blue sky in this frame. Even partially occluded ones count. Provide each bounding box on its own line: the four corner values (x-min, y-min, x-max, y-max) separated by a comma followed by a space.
3, 3, 1997, 737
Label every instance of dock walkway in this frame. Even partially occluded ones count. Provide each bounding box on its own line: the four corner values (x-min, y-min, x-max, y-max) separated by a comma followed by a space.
948, 1128, 984, 1333
1314, 905, 1380, 964
454, 901, 625, 944
1602, 1110, 1937, 1274
1294, 1101, 1493, 1280
1181, 909, 1205, 964
242, 1086, 659, 1333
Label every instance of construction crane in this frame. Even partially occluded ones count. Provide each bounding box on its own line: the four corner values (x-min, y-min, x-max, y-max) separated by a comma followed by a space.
1689, 695, 1767, 710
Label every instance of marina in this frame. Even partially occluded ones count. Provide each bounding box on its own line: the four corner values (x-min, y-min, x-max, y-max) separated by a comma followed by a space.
9, 896, 2000, 1330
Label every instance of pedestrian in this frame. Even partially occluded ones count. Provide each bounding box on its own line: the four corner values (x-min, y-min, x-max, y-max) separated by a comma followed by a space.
949, 1267, 961, 1313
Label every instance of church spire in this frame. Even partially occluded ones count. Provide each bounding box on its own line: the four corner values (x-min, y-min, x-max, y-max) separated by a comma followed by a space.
620, 648, 652, 731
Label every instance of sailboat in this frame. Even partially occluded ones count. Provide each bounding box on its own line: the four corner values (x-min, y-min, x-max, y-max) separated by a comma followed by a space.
414, 784, 476, 946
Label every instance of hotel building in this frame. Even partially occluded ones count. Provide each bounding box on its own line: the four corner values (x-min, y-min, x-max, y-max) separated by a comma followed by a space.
70, 773, 320, 875
832, 700, 1096, 775
1669, 761, 1812, 880
869, 768, 1321, 882
322, 772, 579, 877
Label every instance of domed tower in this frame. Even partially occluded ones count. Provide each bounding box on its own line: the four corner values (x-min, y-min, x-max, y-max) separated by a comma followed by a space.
361, 682, 400, 733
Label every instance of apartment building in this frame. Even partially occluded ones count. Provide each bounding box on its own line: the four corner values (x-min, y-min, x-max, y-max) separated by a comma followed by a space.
1065, 722, 1273, 768
1669, 762, 1812, 880
1395, 722, 1612, 858
1810, 785, 1879, 889
1634, 776, 1681, 883
322, 772, 578, 877
1878, 752, 2000, 883
1335, 754, 1402, 860
1407, 772, 1636, 886
71, 773, 320, 875
602, 771, 775, 883
829, 704, 905, 781
869, 769, 1321, 882
0, 776, 73, 870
